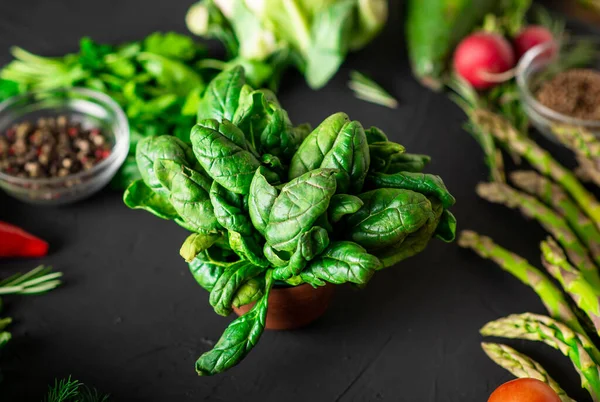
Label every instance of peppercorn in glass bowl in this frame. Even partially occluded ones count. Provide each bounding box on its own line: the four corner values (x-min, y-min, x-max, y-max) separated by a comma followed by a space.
0, 88, 129, 205
516, 37, 600, 141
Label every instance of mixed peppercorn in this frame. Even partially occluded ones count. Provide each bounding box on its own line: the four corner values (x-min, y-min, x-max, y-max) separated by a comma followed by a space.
0, 116, 111, 179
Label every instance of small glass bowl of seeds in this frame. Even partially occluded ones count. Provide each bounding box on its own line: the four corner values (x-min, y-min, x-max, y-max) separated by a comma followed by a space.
0, 87, 129, 205
516, 37, 600, 140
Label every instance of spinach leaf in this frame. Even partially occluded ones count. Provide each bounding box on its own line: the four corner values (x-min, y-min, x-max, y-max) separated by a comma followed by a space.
180, 233, 221, 262
123, 179, 179, 220
197, 66, 245, 121
228, 231, 269, 268
365, 171, 456, 209
248, 167, 279, 235
154, 160, 219, 234
374, 198, 444, 268
346, 188, 435, 250
272, 226, 330, 280
136, 136, 198, 195
435, 210, 457, 242
289, 112, 349, 177
289, 113, 369, 193
188, 248, 234, 292
209, 260, 266, 316
368, 141, 405, 173
365, 126, 388, 144
265, 168, 337, 252
232, 276, 265, 308
196, 271, 273, 376
234, 90, 304, 160
210, 182, 253, 236
191, 119, 262, 195
297, 241, 381, 286
387, 153, 431, 173
328, 194, 363, 223
320, 120, 370, 193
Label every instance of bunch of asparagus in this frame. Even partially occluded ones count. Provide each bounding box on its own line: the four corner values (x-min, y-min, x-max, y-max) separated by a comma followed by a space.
456, 91, 600, 401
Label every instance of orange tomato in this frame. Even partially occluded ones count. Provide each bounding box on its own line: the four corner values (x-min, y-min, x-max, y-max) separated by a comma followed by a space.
488, 378, 561, 402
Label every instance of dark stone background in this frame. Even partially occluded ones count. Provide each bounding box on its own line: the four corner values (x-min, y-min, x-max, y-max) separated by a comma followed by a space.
0, 1, 594, 401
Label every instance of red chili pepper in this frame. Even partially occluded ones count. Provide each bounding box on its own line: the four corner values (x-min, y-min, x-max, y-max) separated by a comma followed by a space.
0, 221, 48, 258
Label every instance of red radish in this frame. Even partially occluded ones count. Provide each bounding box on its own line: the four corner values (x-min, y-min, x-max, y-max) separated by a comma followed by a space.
513, 25, 555, 59
453, 32, 516, 90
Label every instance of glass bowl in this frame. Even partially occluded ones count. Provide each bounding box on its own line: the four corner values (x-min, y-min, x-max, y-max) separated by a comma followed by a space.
0, 88, 129, 205
516, 37, 600, 141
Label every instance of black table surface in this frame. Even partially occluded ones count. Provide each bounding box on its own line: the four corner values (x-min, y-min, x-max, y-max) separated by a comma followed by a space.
0, 1, 595, 401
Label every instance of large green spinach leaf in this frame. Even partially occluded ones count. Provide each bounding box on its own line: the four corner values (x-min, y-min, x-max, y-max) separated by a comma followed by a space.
289, 113, 370, 193
248, 167, 279, 235
196, 271, 273, 376
265, 168, 337, 252
123, 179, 179, 220
197, 66, 245, 121
366, 171, 456, 209
346, 188, 435, 250
209, 260, 266, 316
155, 159, 220, 234
136, 136, 198, 195
191, 119, 263, 195
296, 241, 381, 286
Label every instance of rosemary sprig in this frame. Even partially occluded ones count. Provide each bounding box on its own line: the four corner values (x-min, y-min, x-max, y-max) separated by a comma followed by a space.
0, 265, 62, 295
348, 70, 398, 109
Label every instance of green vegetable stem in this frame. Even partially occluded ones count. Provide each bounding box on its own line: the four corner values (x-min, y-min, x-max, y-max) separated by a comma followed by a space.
458, 230, 585, 334
124, 67, 456, 375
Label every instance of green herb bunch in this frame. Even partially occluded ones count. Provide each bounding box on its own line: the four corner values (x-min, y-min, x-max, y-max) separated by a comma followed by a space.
185, 0, 388, 89
124, 66, 456, 375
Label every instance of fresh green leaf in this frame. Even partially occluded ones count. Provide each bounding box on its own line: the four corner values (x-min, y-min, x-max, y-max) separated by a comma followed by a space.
123, 179, 179, 220
209, 260, 266, 316
328, 194, 364, 223
197, 66, 245, 121
196, 271, 273, 376
265, 168, 337, 252
346, 188, 435, 250
191, 119, 262, 195
297, 241, 381, 286
180, 233, 220, 262
365, 171, 456, 208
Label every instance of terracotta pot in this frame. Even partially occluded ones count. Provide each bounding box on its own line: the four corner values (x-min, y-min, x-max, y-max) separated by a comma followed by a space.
233, 283, 335, 330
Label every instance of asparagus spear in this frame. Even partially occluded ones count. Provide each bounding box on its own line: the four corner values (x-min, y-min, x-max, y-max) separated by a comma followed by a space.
511, 170, 600, 265
473, 109, 600, 228
551, 124, 600, 162
541, 236, 600, 336
577, 155, 600, 187
481, 313, 600, 401
477, 182, 600, 290
459, 230, 585, 334
481, 342, 575, 402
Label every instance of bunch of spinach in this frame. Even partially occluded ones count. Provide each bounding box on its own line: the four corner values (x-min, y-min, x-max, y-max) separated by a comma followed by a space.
0, 33, 211, 188
186, 0, 388, 89
124, 66, 457, 376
